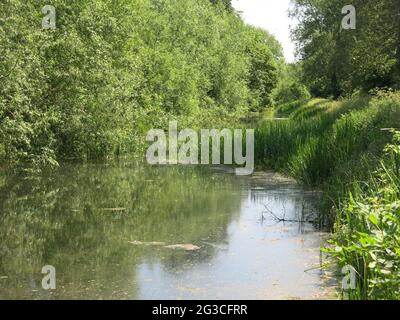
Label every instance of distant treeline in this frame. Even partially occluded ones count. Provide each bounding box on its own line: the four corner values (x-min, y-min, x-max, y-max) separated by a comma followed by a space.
291, 0, 400, 98
0, 0, 282, 168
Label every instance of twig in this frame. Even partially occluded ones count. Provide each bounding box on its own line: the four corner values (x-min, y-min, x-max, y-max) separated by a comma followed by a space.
263, 204, 317, 224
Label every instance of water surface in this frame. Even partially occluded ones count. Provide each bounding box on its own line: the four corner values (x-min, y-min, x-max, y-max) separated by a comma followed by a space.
0, 162, 334, 299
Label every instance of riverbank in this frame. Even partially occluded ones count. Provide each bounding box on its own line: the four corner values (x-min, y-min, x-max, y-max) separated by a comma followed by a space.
253, 91, 400, 299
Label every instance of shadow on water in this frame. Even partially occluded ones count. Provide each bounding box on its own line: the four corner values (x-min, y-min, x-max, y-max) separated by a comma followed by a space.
0, 162, 335, 300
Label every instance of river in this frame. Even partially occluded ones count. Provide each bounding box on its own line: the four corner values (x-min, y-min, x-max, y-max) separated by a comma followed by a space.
0, 161, 335, 299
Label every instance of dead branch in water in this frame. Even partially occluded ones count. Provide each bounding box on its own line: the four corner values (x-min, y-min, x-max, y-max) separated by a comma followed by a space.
262, 204, 317, 224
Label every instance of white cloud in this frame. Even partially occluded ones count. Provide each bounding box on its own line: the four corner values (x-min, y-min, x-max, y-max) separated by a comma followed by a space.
232, 0, 296, 63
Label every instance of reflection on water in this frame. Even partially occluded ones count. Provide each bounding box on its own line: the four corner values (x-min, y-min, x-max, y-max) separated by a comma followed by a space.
0, 162, 333, 300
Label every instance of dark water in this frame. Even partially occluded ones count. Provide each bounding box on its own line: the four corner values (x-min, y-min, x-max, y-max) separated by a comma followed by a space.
0, 162, 334, 299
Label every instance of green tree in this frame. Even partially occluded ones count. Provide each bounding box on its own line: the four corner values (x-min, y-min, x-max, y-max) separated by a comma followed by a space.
291, 0, 400, 97
0, 0, 281, 169
209, 0, 233, 11
246, 27, 280, 111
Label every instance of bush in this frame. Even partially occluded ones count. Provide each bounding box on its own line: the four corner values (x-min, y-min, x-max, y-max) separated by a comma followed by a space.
330, 131, 400, 300
0, 0, 282, 170
273, 81, 311, 105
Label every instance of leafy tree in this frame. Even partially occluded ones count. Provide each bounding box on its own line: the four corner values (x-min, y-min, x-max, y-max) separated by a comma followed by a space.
246, 28, 280, 111
0, 0, 281, 168
291, 0, 400, 97
273, 63, 311, 104
209, 0, 233, 11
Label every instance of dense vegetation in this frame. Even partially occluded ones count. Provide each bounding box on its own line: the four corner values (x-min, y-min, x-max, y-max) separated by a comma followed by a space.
269, 0, 400, 300
262, 94, 400, 300
332, 129, 400, 299
291, 0, 400, 98
0, 0, 282, 170
1, 0, 399, 300
255, 92, 400, 299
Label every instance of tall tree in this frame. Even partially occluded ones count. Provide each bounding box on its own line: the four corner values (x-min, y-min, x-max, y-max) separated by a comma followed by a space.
291, 0, 400, 97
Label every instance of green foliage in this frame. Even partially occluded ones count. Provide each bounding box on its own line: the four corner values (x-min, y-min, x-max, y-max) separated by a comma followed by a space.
246, 28, 280, 111
272, 63, 311, 105
256, 92, 399, 185
209, 0, 233, 11
255, 91, 400, 299
330, 131, 400, 299
0, 0, 281, 170
291, 0, 400, 97
0, 144, 5, 161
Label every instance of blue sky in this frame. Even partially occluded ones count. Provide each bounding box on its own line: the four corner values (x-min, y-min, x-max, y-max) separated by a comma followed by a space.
232, 0, 296, 62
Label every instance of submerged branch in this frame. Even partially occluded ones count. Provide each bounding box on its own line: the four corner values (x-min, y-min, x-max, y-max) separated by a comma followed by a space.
262, 204, 316, 224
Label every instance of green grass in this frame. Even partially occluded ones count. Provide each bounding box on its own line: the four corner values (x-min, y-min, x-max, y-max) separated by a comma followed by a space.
254, 91, 400, 299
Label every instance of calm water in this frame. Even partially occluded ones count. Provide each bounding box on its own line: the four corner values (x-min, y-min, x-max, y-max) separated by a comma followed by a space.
0, 161, 334, 299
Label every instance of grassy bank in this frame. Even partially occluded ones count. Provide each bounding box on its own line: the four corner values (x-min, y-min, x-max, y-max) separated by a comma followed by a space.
254, 91, 400, 299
